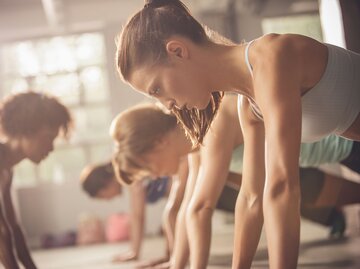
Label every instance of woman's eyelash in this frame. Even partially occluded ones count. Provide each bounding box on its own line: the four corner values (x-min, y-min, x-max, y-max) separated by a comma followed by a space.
151, 88, 160, 96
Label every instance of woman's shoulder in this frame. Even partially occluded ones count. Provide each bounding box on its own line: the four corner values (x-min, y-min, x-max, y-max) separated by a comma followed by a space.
257, 33, 319, 47
254, 33, 324, 59
253, 34, 327, 89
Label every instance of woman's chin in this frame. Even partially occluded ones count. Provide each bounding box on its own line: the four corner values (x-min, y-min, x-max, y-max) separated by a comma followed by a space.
185, 96, 211, 110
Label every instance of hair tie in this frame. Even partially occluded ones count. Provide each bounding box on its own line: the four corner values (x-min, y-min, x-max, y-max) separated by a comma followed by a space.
144, 0, 153, 8
144, 0, 175, 9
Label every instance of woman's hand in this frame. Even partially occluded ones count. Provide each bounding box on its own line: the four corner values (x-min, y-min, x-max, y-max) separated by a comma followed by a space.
112, 250, 138, 263
153, 261, 171, 269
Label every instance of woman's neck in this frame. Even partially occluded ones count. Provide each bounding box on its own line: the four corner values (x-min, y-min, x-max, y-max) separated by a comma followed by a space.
200, 43, 254, 97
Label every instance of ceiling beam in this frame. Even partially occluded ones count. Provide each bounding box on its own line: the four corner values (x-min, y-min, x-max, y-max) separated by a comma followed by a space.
41, 0, 64, 31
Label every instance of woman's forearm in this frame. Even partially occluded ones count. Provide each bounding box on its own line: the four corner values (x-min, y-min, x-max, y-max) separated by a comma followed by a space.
162, 206, 177, 257
163, 176, 186, 256
129, 183, 146, 257
171, 208, 190, 269
186, 206, 213, 269
232, 191, 264, 269
171, 153, 199, 269
130, 211, 144, 257
263, 181, 300, 269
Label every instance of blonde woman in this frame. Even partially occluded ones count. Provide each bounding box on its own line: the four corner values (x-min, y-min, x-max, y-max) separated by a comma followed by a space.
110, 95, 360, 269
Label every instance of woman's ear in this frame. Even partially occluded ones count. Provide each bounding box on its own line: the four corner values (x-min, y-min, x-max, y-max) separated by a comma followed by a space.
165, 39, 189, 59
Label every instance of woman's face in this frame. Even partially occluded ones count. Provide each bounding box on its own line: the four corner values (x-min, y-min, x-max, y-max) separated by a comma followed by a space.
128, 42, 212, 111
96, 179, 121, 200
139, 136, 182, 177
16, 127, 59, 164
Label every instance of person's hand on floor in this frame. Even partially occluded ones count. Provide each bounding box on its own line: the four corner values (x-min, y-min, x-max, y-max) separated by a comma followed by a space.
112, 250, 138, 263
135, 256, 169, 269
153, 261, 171, 269
144, 261, 171, 269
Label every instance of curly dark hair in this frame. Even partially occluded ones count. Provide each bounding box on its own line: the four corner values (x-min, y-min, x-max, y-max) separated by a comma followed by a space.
0, 91, 73, 138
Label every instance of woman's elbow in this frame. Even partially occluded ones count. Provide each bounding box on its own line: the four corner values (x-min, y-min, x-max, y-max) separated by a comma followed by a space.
265, 176, 300, 202
163, 206, 179, 223
186, 200, 214, 222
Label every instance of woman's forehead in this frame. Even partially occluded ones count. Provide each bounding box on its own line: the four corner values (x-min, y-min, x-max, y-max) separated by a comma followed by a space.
129, 66, 156, 93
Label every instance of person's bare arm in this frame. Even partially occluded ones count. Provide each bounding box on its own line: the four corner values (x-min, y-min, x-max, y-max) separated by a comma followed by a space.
1, 171, 35, 269
162, 162, 188, 255
170, 153, 200, 269
186, 96, 239, 269
255, 35, 302, 269
113, 180, 145, 262
232, 97, 266, 269
137, 162, 189, 269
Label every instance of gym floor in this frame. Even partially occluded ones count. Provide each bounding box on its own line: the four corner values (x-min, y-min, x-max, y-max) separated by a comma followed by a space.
31, 211, 360, 269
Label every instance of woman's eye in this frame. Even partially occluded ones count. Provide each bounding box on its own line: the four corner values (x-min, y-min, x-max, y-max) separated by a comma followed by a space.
151, 88, 160, 96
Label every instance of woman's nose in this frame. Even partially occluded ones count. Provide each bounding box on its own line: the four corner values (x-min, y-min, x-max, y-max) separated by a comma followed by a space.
165, 100, 175, 110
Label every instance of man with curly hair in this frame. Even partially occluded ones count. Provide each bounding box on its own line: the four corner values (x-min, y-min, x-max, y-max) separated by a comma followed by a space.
0, 91, 73, 269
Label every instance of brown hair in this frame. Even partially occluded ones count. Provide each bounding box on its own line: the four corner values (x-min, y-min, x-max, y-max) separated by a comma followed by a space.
80, 162, 115, 197
116, 0, 230, 146
116, 0, 209, 81
0, 91, 73, 138
110, 103, 177, 184
172, 92, 223, 145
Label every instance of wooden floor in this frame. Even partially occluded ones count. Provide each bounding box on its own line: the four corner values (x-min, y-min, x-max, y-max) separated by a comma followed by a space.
29, 215, 360, 269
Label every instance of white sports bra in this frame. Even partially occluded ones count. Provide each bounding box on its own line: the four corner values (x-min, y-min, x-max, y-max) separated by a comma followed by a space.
243, 40, 360, 142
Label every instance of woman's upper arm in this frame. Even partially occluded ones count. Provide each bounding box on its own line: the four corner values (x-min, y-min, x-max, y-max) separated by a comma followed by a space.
181, 152, 200, 206
166, 162, 188, 212
238, 98, 266, 196
190, 104, 238, 208
261, 94, 301, 182
255, 38, 302, 181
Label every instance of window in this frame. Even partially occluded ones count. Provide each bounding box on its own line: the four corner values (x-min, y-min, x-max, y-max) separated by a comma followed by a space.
262, 13, 323, 42
0, 33, 113, 187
